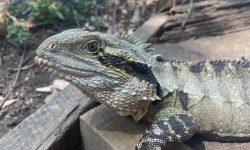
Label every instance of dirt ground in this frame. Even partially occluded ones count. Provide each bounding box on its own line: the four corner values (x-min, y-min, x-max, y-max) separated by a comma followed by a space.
0, 27, 59, 138
0, 0, 155, 138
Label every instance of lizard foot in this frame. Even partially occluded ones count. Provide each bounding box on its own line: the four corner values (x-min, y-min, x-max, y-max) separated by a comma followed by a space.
136, 113, 198, 150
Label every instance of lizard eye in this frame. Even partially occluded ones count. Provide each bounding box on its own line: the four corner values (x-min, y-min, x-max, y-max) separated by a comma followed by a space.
84, 40, 100, 53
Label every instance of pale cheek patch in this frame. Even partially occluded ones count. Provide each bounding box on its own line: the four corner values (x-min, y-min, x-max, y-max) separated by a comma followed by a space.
136, 114, 198, 149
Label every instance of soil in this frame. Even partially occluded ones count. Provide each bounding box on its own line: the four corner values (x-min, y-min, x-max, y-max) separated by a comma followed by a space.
0, 27, 59, 138
0, 0, 155, 138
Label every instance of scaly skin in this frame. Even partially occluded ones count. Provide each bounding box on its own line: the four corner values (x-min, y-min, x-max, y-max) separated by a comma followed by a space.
35, 28, 250, 149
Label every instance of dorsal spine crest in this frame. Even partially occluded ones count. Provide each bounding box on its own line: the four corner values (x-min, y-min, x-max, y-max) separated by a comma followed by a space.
118, 32, 156, 53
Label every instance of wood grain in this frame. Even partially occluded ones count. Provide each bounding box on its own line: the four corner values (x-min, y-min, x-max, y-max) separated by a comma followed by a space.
134, 13, 168, 43
0, 85, 96, 150
152, 0, 250, 43
80, 105, 192, 150
152, 29, 250, 61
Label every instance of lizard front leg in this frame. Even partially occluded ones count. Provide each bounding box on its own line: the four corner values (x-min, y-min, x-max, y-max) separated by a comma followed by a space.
136, 108, 199, 150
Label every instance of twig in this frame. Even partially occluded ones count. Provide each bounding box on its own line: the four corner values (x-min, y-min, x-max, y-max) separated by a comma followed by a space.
4, 38, 21, 50
31, 22, 50, 28
72, 9, 80, 28
172, 0, 176, 11
0, 28, 29, 108
0, 55, 2, 66
0, 49, 26, 108
111, 2, 118, 34
181, 0, 194, 30
5, 11, 18, 23
50, 22, 63, 31
7, 63, 36, 71
21, 52, 35, 66
94, 0, 99, 31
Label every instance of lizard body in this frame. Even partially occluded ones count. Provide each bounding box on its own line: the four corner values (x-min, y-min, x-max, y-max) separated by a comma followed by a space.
35, 29, 250, 149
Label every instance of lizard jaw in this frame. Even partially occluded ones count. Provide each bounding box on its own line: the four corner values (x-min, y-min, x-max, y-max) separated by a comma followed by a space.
35, 56, 160, 121
35, 56, 79, 84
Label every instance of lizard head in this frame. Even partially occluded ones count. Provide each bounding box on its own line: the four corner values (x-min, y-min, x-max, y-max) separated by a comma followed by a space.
35, 29, 161, 120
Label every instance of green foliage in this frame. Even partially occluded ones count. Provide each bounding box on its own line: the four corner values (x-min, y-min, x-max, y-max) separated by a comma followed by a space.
28, 0, 99, 24
7, 21, 28, 45
68, 0, 108, 27
93, 16, 108, 30
69, 0, 92, 22
29, 0, 69, 23
5, 0, 108, 44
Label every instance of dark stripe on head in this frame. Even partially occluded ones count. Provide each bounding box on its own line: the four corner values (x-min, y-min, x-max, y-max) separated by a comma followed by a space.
96, 49, 161, 96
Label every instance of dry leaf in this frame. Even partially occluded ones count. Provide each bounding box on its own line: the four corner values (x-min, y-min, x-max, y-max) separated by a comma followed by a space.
3, 99, 17, 108
35, 86, 52, 93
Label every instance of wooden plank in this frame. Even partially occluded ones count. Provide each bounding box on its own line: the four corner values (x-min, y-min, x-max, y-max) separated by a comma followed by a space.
152, 29, 250, 61
80, 105, 191, 150
133, 13, 168, 43
0, 85, 96, 150
151, 0, 250, 43
80, 105, 250, 150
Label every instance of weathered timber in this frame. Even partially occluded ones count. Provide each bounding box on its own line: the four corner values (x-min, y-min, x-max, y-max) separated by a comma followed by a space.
152, 0, 250, 43
80, 105, 192, 150
133, 13, 168, 43
152, 29, 250, 61
80, 105, 250, 150
0, 85, 97, 150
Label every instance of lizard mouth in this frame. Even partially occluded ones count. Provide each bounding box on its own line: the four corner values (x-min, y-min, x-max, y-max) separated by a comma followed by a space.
35, 56, 80, 84
35, 56, 157, 120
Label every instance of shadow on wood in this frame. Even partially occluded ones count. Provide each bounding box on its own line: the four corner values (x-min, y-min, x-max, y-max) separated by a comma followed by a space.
80, 105, 192, 150
0, 85, 97, 150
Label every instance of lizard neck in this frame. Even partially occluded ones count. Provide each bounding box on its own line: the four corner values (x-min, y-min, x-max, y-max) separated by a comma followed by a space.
151, 59, 187, 97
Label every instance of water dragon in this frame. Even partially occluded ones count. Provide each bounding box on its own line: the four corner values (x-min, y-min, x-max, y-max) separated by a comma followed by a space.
35, 29, 250, 150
